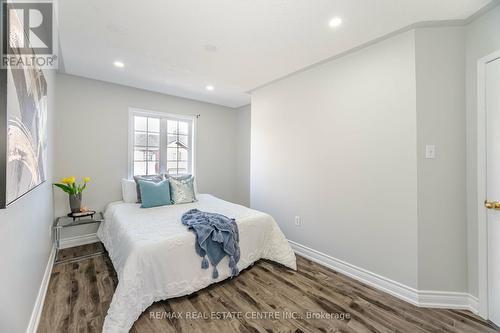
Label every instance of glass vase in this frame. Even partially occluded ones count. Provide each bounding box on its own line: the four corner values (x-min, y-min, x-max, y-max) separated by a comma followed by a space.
69, 193, 82, 213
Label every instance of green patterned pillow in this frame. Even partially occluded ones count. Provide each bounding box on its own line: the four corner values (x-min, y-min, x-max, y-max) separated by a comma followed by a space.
169, 176, 196, 204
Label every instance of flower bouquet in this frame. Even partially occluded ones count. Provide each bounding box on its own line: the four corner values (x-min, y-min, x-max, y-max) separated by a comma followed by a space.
54, 176, 90, 213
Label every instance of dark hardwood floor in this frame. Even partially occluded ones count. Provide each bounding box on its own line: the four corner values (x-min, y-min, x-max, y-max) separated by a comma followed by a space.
38, 243, 499, 333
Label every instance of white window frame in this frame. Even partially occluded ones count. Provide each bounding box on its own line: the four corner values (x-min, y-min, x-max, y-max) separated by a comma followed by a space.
128, 107, 196, 178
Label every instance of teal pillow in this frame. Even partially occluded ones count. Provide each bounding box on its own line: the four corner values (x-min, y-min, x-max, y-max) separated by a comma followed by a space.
138, 179, 171, 208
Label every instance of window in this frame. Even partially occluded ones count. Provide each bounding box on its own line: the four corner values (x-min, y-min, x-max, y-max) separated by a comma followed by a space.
130, 109, 195, 177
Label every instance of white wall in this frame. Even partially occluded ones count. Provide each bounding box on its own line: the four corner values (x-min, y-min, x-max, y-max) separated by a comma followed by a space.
415, 27, 468, 292
251, 31, 419, 288
236, 105, 251, 206
251, 17, 498, 295
54, 73, 240, 238
465, 4, 500, 298
0, 69, 55, 333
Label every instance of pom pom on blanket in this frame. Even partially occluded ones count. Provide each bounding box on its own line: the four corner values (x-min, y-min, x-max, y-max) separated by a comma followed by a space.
201, 256, 209, 269
212, 230, 224, 242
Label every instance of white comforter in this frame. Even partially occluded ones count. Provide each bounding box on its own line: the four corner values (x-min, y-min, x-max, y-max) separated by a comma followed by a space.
97, 194, 296, 333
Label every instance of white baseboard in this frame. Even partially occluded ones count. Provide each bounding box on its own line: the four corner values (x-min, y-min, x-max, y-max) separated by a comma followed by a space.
59, 233, 99, 249
26, 245, 56, 333
418, 290, 478, 313
289, 240, 478, 314
26, 235, 101, 332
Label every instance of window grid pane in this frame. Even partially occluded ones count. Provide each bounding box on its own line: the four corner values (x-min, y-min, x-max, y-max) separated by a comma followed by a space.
132, 114, 192, 176
134, 116, 162, 175
134, 116, 147, 131
148, 117, 160, 133
165, 120, 188, 176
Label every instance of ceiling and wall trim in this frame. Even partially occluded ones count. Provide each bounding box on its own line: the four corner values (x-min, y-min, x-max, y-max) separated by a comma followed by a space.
57, 72, 238, 110
250, 1, 500, 94
57, 0, 495, 108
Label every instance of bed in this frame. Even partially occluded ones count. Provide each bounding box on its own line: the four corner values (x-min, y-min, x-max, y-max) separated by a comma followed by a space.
97, 194, 297, 333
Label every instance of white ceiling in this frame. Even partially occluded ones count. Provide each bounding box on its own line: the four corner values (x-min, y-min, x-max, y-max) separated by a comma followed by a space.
58, 0, 492, 108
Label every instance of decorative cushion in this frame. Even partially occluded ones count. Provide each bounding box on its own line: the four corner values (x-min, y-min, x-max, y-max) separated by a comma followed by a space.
134, 175, 164, 203
121, 179, 138, 203
138, 179, 171, 208
169, 176, 196, 204
164, 174, 198, 194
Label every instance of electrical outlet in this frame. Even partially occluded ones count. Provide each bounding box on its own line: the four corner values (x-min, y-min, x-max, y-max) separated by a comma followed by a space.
295, 216, 301, 226
425, 144, 436, 159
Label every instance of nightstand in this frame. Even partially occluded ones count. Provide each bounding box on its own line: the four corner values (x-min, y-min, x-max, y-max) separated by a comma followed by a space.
54, 212, 104, 263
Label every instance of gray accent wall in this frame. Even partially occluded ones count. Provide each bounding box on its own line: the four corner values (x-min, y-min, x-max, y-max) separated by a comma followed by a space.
415, 26, 468, 292
250, 5, 500, 294
236, 105, 251, 207
0, 69, 55, 333
251, 31, 420, 288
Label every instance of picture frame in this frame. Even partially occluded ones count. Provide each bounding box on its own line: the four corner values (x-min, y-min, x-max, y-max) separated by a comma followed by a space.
0, 68, 6, 208
0, 4, 48, 208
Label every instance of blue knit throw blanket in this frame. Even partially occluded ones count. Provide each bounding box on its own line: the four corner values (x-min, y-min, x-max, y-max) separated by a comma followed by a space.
181, 209, 240, 279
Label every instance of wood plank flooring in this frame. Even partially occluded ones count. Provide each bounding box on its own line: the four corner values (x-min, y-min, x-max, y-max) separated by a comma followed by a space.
38, 243, 499, 333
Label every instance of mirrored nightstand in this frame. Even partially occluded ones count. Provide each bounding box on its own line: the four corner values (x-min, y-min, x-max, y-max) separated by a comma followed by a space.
54, 212, 104, 263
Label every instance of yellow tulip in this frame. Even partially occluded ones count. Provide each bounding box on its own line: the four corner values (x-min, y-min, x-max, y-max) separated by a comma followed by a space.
84, 177, 91, 183
67, 176, 76, 184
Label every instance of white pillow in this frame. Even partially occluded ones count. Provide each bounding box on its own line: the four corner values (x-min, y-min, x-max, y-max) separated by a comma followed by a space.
121, 178, 138, 203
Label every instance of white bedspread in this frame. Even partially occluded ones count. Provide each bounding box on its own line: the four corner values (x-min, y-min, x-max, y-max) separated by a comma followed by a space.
97, 194, 296, 333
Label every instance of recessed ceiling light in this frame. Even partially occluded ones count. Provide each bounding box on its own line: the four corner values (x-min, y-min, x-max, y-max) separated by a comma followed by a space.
204, 44, 217, 52
206, 85, 214, 91
329, 17, 343, 28
113, 61, 125, 68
